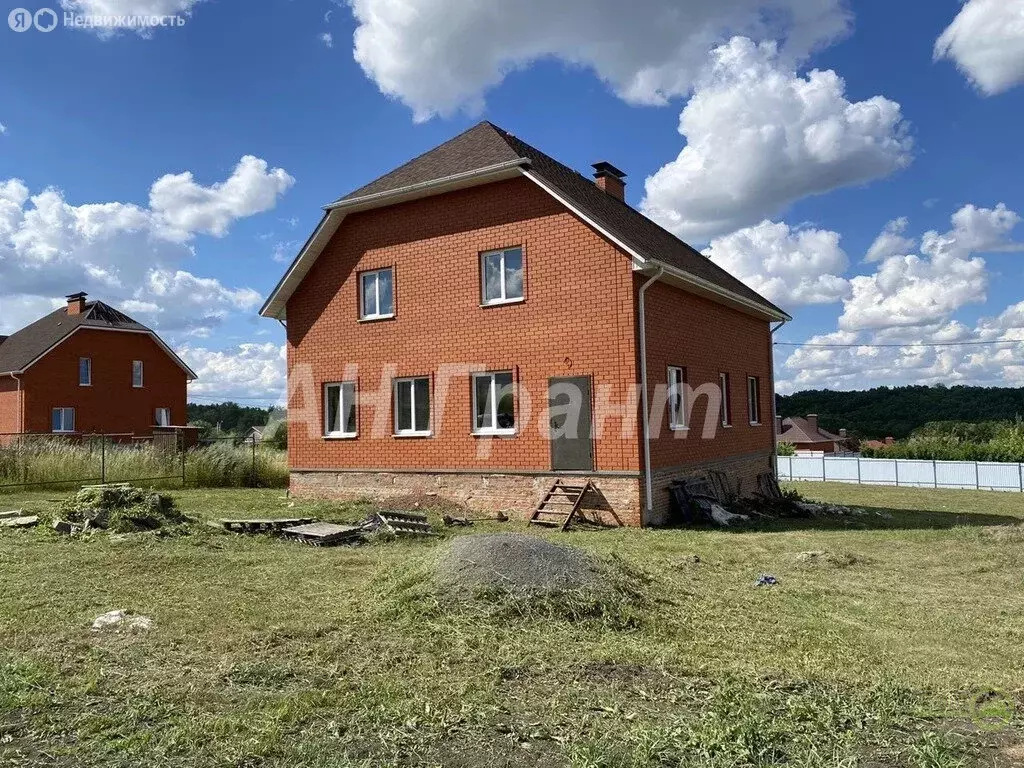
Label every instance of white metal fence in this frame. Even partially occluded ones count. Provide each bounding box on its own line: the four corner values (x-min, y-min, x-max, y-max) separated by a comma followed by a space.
777, 454, 1024, 492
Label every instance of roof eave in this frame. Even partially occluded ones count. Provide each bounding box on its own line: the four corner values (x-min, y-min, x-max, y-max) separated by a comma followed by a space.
644, 260, 792, 322
259, 159, 531, 320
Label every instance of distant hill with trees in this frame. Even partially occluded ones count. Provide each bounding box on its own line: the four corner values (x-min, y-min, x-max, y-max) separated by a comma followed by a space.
776, 385, 1024, 440
187, 402, 276, 437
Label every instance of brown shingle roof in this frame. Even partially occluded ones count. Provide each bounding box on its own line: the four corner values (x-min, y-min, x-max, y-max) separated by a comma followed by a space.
778, 417, 842, 445
337, 122, 786, 318
0, 301, 160, 375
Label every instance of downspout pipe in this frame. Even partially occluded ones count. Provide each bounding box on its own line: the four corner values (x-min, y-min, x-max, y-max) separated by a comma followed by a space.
637, 266, 664, 527
769, 320, 788, 469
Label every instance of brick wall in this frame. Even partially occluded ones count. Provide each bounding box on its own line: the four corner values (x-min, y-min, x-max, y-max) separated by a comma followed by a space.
0, 377, 21, 435
19, 329, 188, 435
640, 278, 776, 521
286, 177, 640, 476
291, 470, 641, 526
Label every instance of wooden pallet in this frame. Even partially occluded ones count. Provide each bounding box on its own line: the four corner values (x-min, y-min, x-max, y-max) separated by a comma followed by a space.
282, 522, 366, 547
216, 517, 316, 534
528, 479, 594, 532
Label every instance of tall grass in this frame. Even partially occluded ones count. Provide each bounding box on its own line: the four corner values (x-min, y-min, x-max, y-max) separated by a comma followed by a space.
0, 438, 287, 492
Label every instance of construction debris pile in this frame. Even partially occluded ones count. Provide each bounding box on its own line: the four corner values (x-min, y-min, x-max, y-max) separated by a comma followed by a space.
56, 484, 188, 534
213, 510, 435, 547
670, 471, 857, 527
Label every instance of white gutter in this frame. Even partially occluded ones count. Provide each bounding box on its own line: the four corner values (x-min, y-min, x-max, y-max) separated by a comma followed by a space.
769, 320, 787, 467
637, 266, 663, 526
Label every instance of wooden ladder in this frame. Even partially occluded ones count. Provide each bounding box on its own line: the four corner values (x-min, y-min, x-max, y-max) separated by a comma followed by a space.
528, 479, 594, 532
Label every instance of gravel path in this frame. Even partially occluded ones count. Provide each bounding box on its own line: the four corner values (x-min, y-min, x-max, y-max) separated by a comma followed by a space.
434, 533, 600, 594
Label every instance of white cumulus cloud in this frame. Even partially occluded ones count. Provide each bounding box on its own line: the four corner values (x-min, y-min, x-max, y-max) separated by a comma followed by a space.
0, 156, 293, 338
864, 217, 916, 263
641, 37, 913, 242
702, 219, 850, 307
348, 0, 850, 121
935, 0, 1024, 96
180, 343, 287, 403
839, 203, 1021, 332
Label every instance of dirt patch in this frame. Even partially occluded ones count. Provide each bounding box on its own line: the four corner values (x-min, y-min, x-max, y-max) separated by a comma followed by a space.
435, 533, 601, 595
794, 550, 870, 568
378, 493, 470, 517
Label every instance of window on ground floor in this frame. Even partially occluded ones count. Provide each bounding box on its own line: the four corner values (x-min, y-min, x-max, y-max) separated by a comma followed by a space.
155, 408, 171, 427
747, 375, 761, 425
52, 407, 75, 433
720, 372, 731, 427
472, 371, 515, 435
668, 366, 687, 430
394, 376, 431, 436
324, 382, 357, 437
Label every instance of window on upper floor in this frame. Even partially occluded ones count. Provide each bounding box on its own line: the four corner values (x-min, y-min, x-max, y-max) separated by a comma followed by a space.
748, 375, 761, 425
52, 407, 75, 433
394, 376, 431, 436
79, 357, 91, 386
324, 382, 357, 438
481, 247, 524, 305
360, 268, 395, 320
668, 366, 687, 430
155, 408, 171, 427
472, 371, 515, 435
132, 360, 144, 388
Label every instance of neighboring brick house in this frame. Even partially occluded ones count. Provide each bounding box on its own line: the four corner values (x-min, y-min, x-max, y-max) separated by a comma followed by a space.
0, 293, 196, 437
260, 122, 790, 526
776, 414, 849, 453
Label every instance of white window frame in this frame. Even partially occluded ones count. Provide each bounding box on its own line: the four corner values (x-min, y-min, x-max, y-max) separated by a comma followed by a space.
393, 376, 431, 437
52, 407, 75, 433
668, 366, 687, 430
323, 382, 358, 438
79, 357, 92, 387
720, 372, 732, 427
155, 408, 171, 427
480, 247, 524, 305
359, 268, 395, 320
471, 371, 516, 436
748, 375, 761, 425
132, 360, 144, 388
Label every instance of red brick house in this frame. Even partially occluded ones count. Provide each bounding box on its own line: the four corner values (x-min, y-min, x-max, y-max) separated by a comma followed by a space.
776, 415, 851, 454
0, 293, 196, 437
260, 122, 790, 526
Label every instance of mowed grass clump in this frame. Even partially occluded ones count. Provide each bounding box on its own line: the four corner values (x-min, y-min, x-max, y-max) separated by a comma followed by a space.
2, 484, 1024, 766
0, 438, 287, 491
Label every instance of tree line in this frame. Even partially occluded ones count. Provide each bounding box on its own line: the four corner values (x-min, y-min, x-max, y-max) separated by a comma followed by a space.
776, 385, 1024, 440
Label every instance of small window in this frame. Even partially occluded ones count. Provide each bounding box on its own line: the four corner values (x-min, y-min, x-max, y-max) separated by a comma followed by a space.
472, 371, 515, 435
52, 407, 75, 433
481, 247, 524, 305
324, 382, 357, 437
132, 360, 144, 388
394, 376, 431, 436
747, 376, 761, 425
155, 408, 171, 427
360, 268, 394, 320
668, 366, 687, 430
720, 372, 731, 427
79, 357, 91, 386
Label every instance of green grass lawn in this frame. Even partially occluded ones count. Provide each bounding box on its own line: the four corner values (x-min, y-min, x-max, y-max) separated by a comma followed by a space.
2, 482, 1024, 766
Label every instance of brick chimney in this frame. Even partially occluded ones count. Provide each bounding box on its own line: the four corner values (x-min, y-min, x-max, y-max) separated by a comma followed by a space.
775, 415, 783, 435
839, 428, 847, 438
592, 162, 626, 202
65, 292, 88, 315
806, 414, 819, 434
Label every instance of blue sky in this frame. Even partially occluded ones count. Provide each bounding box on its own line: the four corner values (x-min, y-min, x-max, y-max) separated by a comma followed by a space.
1, 0, 1023, 402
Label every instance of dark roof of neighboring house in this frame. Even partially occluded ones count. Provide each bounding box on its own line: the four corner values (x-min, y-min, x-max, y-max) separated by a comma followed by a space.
0, 301, 195, 378
337, 121, 786, 318
778, 416, 843, 445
